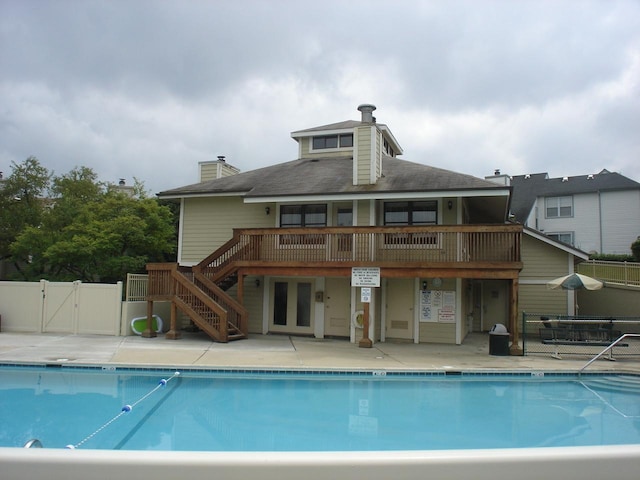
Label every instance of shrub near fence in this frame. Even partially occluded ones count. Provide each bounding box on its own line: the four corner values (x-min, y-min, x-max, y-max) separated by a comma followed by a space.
523, 312, 640, 359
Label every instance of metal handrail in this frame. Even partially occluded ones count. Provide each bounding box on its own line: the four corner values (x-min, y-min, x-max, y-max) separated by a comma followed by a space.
578, 333, 640, 375
23, 438, 43, 448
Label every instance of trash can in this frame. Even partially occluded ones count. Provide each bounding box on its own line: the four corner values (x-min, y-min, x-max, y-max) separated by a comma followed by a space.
489, 323, 510, 356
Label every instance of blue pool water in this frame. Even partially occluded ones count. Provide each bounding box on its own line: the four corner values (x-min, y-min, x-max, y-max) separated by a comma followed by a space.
1, 367, 639, 451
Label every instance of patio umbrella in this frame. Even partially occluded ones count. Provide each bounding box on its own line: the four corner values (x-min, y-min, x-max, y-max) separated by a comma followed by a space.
546, 273, 603, 291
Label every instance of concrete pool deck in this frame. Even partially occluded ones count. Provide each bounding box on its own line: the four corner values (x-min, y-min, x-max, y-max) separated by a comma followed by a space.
1, 331, 639, 372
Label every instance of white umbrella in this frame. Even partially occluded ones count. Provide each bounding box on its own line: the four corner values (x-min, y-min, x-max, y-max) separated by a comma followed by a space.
546, 273, 603, 291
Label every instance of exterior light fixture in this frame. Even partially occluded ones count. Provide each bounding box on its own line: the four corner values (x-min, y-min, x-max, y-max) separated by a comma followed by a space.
447, 200, 453, 210
255, 278, 260, 288
265, 206, 270, 215
422, 281, 428, 290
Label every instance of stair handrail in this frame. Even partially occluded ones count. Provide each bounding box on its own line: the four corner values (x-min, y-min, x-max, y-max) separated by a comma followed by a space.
578, 333, 640, 376
172, 269, 229, 341
193, 271, 248, 335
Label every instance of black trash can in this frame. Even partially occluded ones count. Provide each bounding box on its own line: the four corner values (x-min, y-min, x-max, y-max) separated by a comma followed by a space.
489, 323, 510, 356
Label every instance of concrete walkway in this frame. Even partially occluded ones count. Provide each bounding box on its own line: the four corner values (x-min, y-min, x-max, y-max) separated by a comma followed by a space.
1, 332, 639, 373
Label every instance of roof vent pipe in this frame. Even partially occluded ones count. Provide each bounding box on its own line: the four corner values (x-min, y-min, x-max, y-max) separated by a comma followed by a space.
357, 104, 377, 123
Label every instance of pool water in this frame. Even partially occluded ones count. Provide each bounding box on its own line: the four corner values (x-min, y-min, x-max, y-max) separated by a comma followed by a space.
1, 367, 639, 451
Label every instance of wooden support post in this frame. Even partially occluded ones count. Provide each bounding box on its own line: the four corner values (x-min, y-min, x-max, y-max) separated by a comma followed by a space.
359, 301, 372, 348
509, 277, 523, 355
165, 300, 182, 340
142, 300, 157, 338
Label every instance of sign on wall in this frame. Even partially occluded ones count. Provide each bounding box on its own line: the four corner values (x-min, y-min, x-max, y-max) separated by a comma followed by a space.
351, 267, 380, 287
420, 290, 456, 323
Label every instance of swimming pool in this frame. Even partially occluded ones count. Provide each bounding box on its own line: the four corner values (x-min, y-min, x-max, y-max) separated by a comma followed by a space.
1, 366, 640, 479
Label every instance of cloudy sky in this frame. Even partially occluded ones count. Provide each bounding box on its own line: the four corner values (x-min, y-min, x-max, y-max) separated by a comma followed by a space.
1, 0, 639, 194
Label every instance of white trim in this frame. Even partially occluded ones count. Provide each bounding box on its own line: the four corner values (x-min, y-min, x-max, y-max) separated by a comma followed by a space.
523, 228, 589, 260
455, 278, 463, 345
413, 278, 420, 344
352, 130, 359, 186
380, 278, 387, 342
176, 198, 185, 265
379, 125, 403, 154
160, 191, 248, 200
243, 189, 511, 204
290, 127, 354, 139
262, 276, 270, 335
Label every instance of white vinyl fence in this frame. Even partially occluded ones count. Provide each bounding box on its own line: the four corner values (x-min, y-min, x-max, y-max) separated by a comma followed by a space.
0, 280, 122, 335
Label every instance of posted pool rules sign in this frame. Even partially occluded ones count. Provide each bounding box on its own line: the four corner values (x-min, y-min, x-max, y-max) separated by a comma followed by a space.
351, 267, 380, 287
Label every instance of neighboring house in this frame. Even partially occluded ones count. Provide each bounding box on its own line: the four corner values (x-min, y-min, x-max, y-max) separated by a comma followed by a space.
148, 105, 586, 351
488, 169, 640, 255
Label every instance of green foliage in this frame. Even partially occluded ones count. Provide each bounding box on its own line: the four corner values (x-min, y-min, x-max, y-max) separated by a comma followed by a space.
589, 253, 635, 262
0, 157, 51, 261
631, 237, 640, 262
5, 159, 176, 283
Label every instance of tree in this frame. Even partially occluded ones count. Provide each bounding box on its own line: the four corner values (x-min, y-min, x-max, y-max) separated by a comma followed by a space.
9, 166, 176, 282
0, 157, 51, 265
632, 237, 640, 262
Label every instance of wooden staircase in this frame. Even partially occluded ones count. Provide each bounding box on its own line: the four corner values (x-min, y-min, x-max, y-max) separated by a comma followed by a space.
146, 233, 250, 342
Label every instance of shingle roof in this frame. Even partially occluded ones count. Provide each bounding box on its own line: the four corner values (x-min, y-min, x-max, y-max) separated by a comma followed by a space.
291, 120, 364, 134
510, 170, 640, 222
158, 155, 505, 199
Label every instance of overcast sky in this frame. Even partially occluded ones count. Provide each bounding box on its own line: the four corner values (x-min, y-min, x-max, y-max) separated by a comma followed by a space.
1, 0, 639, 194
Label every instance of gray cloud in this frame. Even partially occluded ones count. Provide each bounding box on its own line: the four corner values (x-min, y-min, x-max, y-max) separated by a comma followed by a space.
1, 0, 639, 193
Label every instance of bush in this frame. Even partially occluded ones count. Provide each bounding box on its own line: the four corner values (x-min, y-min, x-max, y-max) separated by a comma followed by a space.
589, 253, 635, 262
632, 237, 640, 262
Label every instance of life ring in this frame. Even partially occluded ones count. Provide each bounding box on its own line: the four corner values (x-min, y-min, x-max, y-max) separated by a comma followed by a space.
351, 310, 365, 329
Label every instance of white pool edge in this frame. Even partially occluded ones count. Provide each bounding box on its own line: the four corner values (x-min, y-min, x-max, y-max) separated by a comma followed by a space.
2, 445, 640, 480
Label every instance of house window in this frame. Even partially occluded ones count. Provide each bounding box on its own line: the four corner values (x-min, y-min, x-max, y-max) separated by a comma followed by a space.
383, 138, 395, 157
545, 196, 573, 218
280, 204, 327, 227
384, 201, 437, 225
312, 134, 353, 150
547, 232, 574, 245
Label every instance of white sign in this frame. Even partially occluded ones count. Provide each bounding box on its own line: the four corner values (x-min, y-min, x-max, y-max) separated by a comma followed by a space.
351, 267, 380, 287
361, 287, 371, 303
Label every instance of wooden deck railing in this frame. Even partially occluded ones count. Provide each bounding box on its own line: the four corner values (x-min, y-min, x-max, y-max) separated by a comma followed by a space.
197, 225, 522, 275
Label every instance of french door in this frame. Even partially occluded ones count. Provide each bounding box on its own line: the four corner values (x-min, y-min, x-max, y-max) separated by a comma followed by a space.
270, 279, 314, 334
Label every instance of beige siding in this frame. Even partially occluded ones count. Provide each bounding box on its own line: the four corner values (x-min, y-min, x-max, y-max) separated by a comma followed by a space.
180, 196, 274, 264
355, 199, 372, 226
241, 275, 265, 333
419, 322, 456, 344
356, 125, 372, 185
520, 235, 571, 279
375, 130, 382, 179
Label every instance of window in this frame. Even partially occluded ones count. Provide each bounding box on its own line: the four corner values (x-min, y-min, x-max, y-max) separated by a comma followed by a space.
383, 138, 395, 157
547, 232, 574, 245
312, 134, 353, 150
383, 201, 439, 247
384, 201, 437, 225
280, 204, 327, 227
545, 196, 573, 218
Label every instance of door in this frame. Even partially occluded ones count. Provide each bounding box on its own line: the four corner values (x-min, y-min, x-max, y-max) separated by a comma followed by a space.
324, 278, 351, 337
270, 279, 314, 334
481, 280, 508, 332
385, 278, 414, 340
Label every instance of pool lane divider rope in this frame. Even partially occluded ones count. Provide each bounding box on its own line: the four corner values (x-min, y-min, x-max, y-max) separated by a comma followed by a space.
66, 371, 181, 449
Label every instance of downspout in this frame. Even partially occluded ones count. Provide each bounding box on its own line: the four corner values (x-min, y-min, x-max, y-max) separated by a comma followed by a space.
598, 190, 603, 253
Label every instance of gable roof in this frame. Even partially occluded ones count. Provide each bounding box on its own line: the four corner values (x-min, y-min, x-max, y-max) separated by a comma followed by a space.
510, 169, 640, 222
158, 155, 507, 199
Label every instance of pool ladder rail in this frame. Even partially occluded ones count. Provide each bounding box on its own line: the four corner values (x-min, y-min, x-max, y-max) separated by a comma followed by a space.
23, 439, 43, 448
578, 333, 640, 376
